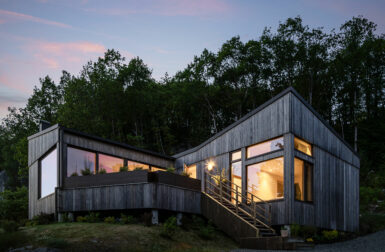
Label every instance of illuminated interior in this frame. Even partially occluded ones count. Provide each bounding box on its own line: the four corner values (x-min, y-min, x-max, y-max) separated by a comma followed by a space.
151, 166, 165, 172
185, 164, 197, 179
247, 157, 284, 201
67, 147, 96, 176
294, 137, 312, 156
98, 154, 124, 173
40, 148, 57, 198
247, 137, 284, 158
231, 151, 241, 161
294, 157, 313, 202
127, 160, 149, 171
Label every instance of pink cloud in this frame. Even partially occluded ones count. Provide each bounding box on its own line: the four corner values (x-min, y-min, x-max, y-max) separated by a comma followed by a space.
85, 0, 230, 17
0, 9, 71, 28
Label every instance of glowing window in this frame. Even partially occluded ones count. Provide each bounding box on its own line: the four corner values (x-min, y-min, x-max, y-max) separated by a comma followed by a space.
151, 166, 165, 172
294, 137, 312, 156
247, 137, 284, 158
247, 157, 284, 201
67, 147, 96, 177
126, 160, 149, 171
231, 151, 241, 161
185, 164, 197, 179
294, 158, 313, 202
40, 148, 57, 198
98, 154, 124, 173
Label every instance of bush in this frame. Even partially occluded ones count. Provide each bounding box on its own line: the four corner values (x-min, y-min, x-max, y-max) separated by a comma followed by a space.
322, 230, 338, 241
134, 167, 143, 171
0, 231, 28, 251
84, 212, 100, 223
76, 216, 86, 222
160, 216, 177, 239
360, 213, 385, 234
290, 224, 301, 237
81, 167, 92, 176
120, 214, 136, 224
98, 169, 106, 174
289, 224, 317, 238
0, 220, 20, 232
104, 216, 116, 224
0, 186, 28, 221
119, 166, 128, 172
30, 213, 54, 225
166, 167, 175, 173
70, 172, 78, 177
198, 223, 215, 240
181, 171, 190, 177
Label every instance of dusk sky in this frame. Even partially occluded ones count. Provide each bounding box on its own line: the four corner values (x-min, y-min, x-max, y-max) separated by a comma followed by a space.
0, 0, 384, 119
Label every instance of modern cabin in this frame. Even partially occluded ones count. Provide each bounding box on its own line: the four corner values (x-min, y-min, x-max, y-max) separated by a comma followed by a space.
28, 87, 359, 244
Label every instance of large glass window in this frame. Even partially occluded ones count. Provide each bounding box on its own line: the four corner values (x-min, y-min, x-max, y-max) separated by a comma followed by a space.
247, 137, 284, 158
231, 150, 242, 204
185, 164, 197, 179
40, 148, 57, 198
67, 147, 96, 177
294, 137, 312, 156
151, 166, 165, 172
126, 160, 149, 171
247, 157, 284, 201
294, 158, 313, 202
99, 154, 124, 173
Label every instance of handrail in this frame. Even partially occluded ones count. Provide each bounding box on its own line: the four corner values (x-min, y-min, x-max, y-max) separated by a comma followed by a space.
204, 171, 275, 234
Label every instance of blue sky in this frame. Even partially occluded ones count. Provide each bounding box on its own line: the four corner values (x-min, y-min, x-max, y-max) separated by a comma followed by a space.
0, 0, 384, 119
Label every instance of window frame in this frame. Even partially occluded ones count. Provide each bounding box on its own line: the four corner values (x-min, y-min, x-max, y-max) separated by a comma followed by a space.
246, 156, 285, 202
230, 149, 242, 204
294, 157, 314, 203
246, 136, 284, 160
38, 146, 58, 199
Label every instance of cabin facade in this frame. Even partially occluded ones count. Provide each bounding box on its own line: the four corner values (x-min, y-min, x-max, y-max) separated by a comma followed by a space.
28, 87, 359, 243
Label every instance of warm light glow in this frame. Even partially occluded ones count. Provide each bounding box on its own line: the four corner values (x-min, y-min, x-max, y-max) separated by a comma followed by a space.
207, 161, 215, 171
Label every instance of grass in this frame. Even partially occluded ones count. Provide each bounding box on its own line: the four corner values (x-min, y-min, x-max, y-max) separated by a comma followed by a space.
0, 222, 237, 252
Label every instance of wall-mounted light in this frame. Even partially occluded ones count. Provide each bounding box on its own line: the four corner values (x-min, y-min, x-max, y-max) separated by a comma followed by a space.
207, 161, 215, 171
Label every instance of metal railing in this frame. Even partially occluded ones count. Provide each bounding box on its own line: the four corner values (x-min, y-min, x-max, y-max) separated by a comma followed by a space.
203, 171, 275, 235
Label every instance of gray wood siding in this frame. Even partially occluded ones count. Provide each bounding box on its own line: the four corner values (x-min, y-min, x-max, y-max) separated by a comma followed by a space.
28, 127, 59, 166
291, 93, 359, 168
57, 183, 201, 214
28, 162, 56, 219
63, 132, 174, 170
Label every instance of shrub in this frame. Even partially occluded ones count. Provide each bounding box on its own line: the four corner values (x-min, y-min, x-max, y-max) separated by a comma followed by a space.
0, 231, 28, 251
31, 213, 54, 225
160, 216, 177, 239
322, 230, 338, 241
76, 216, 86, 222
290, 224, 301, 237
84, 212, 100, 223
70, 172, 78, 177
120, 214, 136, 224
360, 213, 385, 234
181, 171, 190, 177
198, 223, 215, 240
134, 167, 143, 171
0, 220, 20, 232
81, 167, 92, 176
104, 216, 116, 224
98, 169, 106, 174
0, 186, 28, 221
166, 167, 175, 173
119, 166, 128, 172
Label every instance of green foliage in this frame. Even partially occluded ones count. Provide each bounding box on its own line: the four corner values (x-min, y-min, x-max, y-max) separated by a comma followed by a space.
0, 231, 28, 251
360, 186, 385, 213
119, 166, 128, 172
161, 216, 177, 239
76, 216, 86, 223
120, 214, 136, 224
81, 167, 92, 176
30, 213, 54, 225
359, 213, 385, 234
70, 172, 78, 177
98, 168, 107, 174
198, 221, 215, 240
0, 186, 28, 221
181, 171, 190, 177
289, 224, 317, 238
322, 230, 338, 241
166, 167, 176, 173
84, 212, 100, 223
134, 167, 143, 171
104, 216, 116, 224
0, 220, 20, 232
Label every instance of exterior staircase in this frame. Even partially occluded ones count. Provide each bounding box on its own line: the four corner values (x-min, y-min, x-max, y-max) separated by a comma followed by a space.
202, 171, 276, 238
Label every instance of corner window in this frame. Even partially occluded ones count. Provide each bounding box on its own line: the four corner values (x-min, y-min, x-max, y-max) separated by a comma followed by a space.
247, 157, 284, 201
98, 154, 124, 173
294, 137, 312, 156
246, 137, 284, 158
294, 158, 313, 202
231, 150, 242, 204
40, 148, 57, 198
185, 164, 197, 179
67, 147, 96, 177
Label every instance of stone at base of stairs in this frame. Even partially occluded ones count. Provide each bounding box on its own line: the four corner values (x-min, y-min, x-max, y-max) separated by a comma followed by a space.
239, 236, 314, 250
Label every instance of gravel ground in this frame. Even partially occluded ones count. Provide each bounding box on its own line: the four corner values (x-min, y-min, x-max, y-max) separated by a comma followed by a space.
231, 229, 385, 252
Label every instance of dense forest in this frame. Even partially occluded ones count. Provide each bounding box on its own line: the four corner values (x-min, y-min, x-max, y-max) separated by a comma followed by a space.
0, 16, 384, 208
